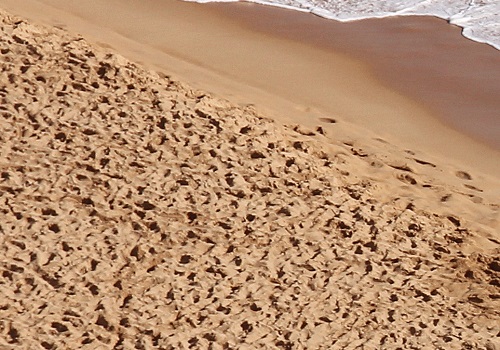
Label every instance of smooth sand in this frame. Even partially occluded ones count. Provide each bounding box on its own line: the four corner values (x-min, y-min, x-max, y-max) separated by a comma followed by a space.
1, 3, 499, 349
0, 0, 499, 179
210, 3, 500, 149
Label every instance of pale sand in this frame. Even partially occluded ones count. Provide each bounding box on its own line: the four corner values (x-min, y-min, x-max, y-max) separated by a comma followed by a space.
0, 4, 499, 350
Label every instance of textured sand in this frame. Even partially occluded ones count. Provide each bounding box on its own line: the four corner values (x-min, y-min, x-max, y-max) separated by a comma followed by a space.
0, 8, 499, 350
1, 0, 499, 177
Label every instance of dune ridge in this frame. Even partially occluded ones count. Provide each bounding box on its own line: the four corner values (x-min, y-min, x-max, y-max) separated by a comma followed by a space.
0, 9, 499, 349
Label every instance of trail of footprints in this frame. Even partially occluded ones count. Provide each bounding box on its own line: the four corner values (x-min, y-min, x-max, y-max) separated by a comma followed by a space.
0, 10, 499, 350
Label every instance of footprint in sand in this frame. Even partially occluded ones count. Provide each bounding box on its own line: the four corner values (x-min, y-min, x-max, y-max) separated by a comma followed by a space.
397, 173, 417, 185
389, 164, 413, 173
414, 158, 436, 167
390, 164, 418, 185
455, 171, 484, 192
319, 117, 337, 124
463, 184, 483, 192
455, 170, 472, 180
292, 125, 316, 136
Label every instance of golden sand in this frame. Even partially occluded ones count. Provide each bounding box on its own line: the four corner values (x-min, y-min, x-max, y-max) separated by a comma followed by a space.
0, 6, 499, 350
1, 0, 500, 177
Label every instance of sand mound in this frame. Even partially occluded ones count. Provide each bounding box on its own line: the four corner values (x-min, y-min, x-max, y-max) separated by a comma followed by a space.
0, 9, 499, 349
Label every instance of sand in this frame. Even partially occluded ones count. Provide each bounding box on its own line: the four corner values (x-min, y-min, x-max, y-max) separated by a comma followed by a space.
208, 3, 500, 150
1, 0, 500, 177
0, 3, 499, 350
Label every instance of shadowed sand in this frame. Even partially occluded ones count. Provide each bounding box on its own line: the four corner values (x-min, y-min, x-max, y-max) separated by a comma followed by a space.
0, 3, 499, 350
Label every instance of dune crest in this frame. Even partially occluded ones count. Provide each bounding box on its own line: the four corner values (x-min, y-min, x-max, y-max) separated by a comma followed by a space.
0, 9, 499, 349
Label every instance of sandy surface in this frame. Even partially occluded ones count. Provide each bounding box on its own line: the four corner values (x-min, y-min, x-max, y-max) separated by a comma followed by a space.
1, 0, 500, 178
0, 5, 499, 350
208, 3, 500, 150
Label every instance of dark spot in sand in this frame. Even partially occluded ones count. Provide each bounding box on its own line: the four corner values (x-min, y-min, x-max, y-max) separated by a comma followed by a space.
293, 141, 303, 150
277, 207, 291, 216
414, 158, 436, 167
240, 126, 252, 134
250, 303, 262, 311
488, 260, 500, 272
48, 224, 60, 233
140, 201, 155, 210
241, 321, 253, 332
82, 197, 94, 205
447, 216, 461, 227
319, 117, 336, 124
464, 184, 483, 192
187, 212, 197, 222
468, 296, 483, 303
250, 151, 266, 159
54, 132, 66, 142
456, 171, 472, 180
42, 208, 58, 216
51, 322, 68, 333
391, 164, 413, 172
180, 255, 192, 264
96, 315, 110, 329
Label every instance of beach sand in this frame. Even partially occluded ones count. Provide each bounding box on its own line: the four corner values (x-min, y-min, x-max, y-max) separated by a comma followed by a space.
208, 3, 500, 150
0, 2, 499, 349
1, 0, 500, 175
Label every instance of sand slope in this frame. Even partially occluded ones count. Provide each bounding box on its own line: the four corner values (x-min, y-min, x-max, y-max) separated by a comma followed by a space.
1, 0, 500, 177
0, 9, 499, 350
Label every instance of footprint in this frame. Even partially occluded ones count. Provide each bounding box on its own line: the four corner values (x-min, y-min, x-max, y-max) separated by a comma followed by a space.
390, 164, 413, 173
319, 117, 336, 124
374, 138, 389, 144
370, 160, 384, 168
469, 195, 483, 204
53, 23, 68, 30
292, 125, 315, 136
464, 184, 483, 192
397, 173, 417, 185
455, 171, 472, 180
440, 194, 452, 202
350, 148, 368, 157
447, 216, 461, 227
414, 158, 436, 167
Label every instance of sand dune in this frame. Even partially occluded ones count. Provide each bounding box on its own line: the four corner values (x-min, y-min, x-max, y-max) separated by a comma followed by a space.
0, 8, 499, 350
2, 0, 500, 177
